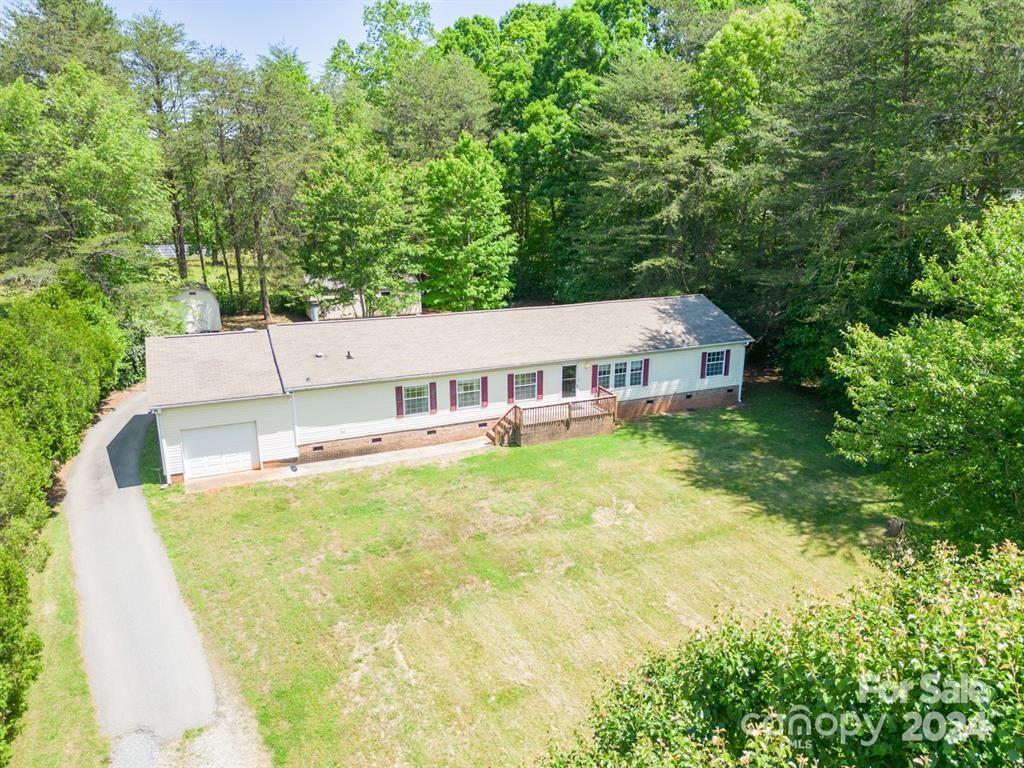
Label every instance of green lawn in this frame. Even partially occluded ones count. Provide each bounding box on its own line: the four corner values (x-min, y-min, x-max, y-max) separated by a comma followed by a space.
11, 515, 107, 768
143, 382, 893, 768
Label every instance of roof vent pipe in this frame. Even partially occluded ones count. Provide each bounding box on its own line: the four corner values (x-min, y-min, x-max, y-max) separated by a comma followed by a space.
346, 350, 353, 359
314, 352, 324, 358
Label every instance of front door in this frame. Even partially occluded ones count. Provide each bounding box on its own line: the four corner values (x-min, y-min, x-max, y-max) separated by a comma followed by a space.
561, 365, 577, 398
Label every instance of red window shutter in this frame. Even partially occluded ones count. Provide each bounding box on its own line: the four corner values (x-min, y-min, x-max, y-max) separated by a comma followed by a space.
507, 373, 515, 403
429, 382, 437, 414
724, 349, 731, 376
481, 376, 488, 407
591, 365, 599, 394
449, 379, 458, 411
395, 386, 404, 418
642, 358, 650, 386
536, 370, 543, 400
700, 352, 708, 379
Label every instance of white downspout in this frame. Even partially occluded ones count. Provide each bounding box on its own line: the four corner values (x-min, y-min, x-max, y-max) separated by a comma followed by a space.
288, 391, 300, 458
153, 408, 170, 485
738, 342, 750, 403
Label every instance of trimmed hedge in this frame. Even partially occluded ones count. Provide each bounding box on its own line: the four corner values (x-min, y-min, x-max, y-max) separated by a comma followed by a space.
545, 543, 1024, 768
0, 270, 125, 764
0, 273, 122, 464
0, 549, 41, 768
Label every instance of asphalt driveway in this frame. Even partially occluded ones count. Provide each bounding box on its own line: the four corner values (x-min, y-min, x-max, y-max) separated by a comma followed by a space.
63, 389, 216, 746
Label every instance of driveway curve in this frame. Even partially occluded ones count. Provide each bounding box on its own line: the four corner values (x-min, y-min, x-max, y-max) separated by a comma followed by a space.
64, 389, 217, 745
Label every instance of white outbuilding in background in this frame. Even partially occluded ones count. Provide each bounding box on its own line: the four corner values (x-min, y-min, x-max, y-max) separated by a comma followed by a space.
174, 285, 222, 333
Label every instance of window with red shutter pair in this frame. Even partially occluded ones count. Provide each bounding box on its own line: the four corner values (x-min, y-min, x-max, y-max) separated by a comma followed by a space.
508, 371, 542, 402
395, 383, 437, 417
699, 349, 731, 378
449, 377, 486, 411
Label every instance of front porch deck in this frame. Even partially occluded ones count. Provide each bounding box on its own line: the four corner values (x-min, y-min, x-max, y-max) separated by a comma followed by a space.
487, 388, 618, 446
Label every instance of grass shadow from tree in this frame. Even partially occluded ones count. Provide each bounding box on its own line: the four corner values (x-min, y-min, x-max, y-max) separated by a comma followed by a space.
618, 380, 900, 559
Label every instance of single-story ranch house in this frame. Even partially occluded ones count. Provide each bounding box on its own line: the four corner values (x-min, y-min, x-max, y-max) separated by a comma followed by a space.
145, 295, 752, 482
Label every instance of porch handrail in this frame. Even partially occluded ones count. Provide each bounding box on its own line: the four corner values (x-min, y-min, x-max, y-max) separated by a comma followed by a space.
487, 390, 618, 445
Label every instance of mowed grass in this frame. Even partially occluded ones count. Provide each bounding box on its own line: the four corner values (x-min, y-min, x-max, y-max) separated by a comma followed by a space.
143, 383, 893, 768
11, 514, 107, 768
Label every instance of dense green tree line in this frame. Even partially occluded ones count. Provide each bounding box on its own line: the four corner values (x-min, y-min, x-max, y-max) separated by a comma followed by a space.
832, 202, 1024, 543
5, 0, 1019, 368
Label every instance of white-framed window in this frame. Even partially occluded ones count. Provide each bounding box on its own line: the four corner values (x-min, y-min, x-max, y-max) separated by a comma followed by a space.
514, 372, 537, 401
629, 359, 644, 386
613, 361, 628, 388
599, 359, 646, 390
705, 350, 726, 377
457, 378, 481, 408
403, 384, 430, 415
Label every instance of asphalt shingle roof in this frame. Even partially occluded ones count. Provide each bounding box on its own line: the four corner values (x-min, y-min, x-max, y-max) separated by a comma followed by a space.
146, 295, 751, 407
146, 330, 283, 408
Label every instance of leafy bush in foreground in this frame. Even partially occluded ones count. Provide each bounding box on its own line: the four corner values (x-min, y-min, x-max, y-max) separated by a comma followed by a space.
545, 543, 1024, 768
0, 269, 126, 762
0, 279, 123, 463
0, 548, 41, 767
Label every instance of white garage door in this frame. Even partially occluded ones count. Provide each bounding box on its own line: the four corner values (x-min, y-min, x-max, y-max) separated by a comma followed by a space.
182, 421, 260, 479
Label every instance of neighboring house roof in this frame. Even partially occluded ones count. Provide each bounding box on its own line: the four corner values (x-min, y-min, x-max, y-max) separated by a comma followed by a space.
304, 274, 420, 291
146, 330, 283, 408
147, 295, 752, 407
146, 244, 204, 258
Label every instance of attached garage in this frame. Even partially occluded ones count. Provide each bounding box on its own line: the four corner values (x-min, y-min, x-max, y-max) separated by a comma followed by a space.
147, 330, 299, 482
181, 421, 259, 479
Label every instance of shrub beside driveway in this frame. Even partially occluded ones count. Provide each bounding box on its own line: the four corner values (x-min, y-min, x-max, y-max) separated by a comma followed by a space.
11, 515, 107, 768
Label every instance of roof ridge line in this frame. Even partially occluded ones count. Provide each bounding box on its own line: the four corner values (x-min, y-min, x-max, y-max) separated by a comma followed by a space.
264, 327, 287, 395
267, 294, 709, 330
157, 328, 264, 340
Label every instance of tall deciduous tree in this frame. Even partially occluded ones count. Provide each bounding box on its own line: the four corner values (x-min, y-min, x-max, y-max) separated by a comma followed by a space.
237, 47, 334, 319
124, 11, 196, 278
420, 134, 516, 310
0, 61, 169, 271
0, 0, 124, 85
378, 50, 494, 162
435, 14, 500, 78
831, 202, 1024, 530
191, 47, 250, 295
325, 0, 433, 103
491, 2, 560, 128
692, 2, 802, 153
295, 130, 421, 317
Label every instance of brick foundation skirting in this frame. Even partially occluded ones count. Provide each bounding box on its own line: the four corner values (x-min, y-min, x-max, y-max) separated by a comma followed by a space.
167, 385, 741, 479
616, 385, 739, 420
297, 386, 738, 463
298, 418, 494, 462
518, 413, 615, 446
